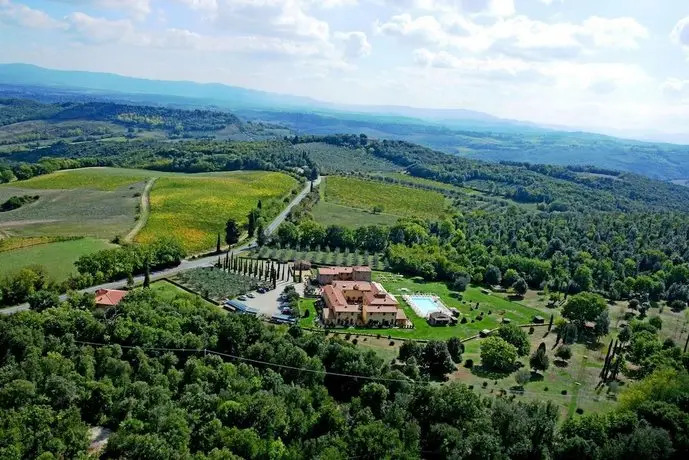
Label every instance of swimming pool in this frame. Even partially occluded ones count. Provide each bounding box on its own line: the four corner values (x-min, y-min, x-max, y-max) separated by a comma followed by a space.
406, 295, 451, 318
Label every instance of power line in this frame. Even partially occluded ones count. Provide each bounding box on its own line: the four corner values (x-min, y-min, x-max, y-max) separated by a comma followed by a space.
71, 340, 612, 402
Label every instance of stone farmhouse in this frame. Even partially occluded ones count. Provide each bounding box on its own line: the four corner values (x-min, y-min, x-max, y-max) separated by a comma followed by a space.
316, 265, 371, 285
319, 269, 408, 328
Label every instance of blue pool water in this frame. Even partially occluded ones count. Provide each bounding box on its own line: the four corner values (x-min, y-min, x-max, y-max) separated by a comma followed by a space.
408, 296, 440, 316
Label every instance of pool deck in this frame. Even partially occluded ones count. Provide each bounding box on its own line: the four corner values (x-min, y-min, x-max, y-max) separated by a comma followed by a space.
403, 294, 452, 319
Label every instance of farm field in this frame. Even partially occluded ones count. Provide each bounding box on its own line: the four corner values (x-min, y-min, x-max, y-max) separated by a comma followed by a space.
0, 237, 115, 282
13, 167, 152, 191
149, 279, 217, 307
373, 172, 478, 195
135, 171, 297, 253
312, 176, 448, 227
294, 142, 402, 174
0, 180, 144, 239
254, 246, 387, 270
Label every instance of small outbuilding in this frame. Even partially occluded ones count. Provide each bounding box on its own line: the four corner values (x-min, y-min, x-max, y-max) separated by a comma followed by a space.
533, 316, 545, 324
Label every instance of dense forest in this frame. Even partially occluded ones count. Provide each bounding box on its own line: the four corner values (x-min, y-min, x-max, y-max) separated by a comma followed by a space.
293, 134, 689, 213
0, 138, 314, 182
0, 98, 242, 133
1, 288, 688, 459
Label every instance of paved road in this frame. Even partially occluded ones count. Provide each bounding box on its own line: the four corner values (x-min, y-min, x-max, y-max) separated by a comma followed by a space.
1, 177, 321, 315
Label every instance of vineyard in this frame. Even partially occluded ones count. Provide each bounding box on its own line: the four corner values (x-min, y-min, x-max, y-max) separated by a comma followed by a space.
254, 246, 386, 270
173, 267, 271, 301
294, 142, 401, 174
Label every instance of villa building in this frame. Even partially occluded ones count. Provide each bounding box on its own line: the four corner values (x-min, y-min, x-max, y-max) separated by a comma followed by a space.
94, 289, 128, 308
316, 265, 371, 285
321, 278, 408, 328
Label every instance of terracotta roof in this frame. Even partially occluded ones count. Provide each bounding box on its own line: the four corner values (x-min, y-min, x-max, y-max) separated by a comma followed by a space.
353, 266, 371, 272
318, 266, 371, 276
396, 310, 408, 320
94, 289, 127, 307
363, 291, 399, 307
322, 285, 347, 307
363, 303, 399, 314
332, 281, 376, 293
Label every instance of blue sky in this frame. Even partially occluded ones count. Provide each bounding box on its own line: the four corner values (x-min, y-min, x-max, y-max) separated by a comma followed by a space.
1, 0, 688, 134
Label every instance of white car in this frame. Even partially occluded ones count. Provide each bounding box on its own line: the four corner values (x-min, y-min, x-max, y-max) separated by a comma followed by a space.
237, 295, 247, 301
246, 293, 255, 299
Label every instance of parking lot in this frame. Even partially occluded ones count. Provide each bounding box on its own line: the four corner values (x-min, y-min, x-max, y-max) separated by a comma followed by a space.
238, 280, 304, 317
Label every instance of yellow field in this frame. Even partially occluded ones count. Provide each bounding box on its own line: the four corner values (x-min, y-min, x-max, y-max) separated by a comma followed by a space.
136, 172, 297, 253
13, 168, 149, 191
323, 176, 448, 220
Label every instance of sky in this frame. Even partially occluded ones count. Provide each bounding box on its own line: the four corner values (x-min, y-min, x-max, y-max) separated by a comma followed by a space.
1, 0, 689, 135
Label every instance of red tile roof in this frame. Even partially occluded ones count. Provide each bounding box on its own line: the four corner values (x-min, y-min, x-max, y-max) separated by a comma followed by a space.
94, 289, 127, 307
332, 281, 376, 293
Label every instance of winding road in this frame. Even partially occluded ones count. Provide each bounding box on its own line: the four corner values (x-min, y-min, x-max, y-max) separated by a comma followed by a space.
1, 177, 321, 315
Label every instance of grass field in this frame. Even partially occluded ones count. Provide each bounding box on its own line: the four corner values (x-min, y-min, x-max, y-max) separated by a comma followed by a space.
323, 176, 448, 220
294, 143, 402, 174
136, 171, 297, 253
0, 237, 115, 281
14, 168, 151, 191
312, 176, 448, 227
149, 279, 217, 307
374, 172, 478, 195
0, 181, 144, 240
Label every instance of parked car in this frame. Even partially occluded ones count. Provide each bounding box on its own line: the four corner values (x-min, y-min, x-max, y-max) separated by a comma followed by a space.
237, 295, 247, 301
246, 293, 255, 299
257, 287, 267, 294
281, 307, 292, 315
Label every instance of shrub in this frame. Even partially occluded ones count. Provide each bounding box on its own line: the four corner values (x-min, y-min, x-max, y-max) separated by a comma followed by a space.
649, 316, 663, 330
544, 387, 549, 391
461, 317, 468, 324
464, 359, 474, 368
345, 334, 351, 340
555, 345, 572, 361
561, 390, 568, 395
528, 326, 535, 334
576, 408, 584, 415
468, 385, 474, 390
389, 341, 395, 346
482, 381, 488, 388
352, 338, 358, 345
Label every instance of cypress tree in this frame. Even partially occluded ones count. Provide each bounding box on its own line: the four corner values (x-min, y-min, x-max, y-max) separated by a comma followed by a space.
548, 314, 554, 331
216, 233, 221, 254
143, 261, 151, 289
601, 340, 614, 380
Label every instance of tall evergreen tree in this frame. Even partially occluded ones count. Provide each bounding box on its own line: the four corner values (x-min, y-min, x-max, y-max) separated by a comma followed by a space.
225, 219, 240, 246
143, 260, 151, 289
216, 233, 221, 254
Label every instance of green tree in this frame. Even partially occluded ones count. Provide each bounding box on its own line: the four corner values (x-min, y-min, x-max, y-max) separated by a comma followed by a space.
480, 336, 518, 372
649, 316, 663, 330
485, 265, 502, 286
257, 224, 267, 247
143, 261, 151, 289
225, 218, 241, 246
216, 233, 221, 253
515, 368, 531, 388
573, 265, 594, 292
513, 277, 528, 296
446, 337, 464, 363
399, 340, 423, 362
497, 323, 530, 356
530, 347, 550, 373
28, 290, 60, 312
247, 209, 260, 237
503, 268, 519, 287
421, 340, 456, 379
562, 292, 607, 327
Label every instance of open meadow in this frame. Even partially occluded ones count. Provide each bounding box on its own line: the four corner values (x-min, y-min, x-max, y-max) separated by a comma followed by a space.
313, 176, 448, 227
0, 237, 115, 282
0, 170, 146, 240
135, 171, 297, 253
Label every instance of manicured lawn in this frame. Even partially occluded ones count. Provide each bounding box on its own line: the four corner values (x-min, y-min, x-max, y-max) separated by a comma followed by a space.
299, 298, 318, 328
135, 171, 297, 253
345, 272, 543, 340
149, 279, 217, 307
0, 237, 115, 282
321, 176, 448, 220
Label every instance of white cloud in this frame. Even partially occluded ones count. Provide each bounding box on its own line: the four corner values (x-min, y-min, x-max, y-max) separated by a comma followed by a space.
672, 16, 689, 47
661, 78, 689, 98
0, 0, 66, 29
51, 0, 152, 20
65, 12, 139, 44
377, 13, 649, 58
335, 31, 372, 58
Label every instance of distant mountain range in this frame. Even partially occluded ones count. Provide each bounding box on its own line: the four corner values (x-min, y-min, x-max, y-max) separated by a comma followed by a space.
2, 62, 689, 181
